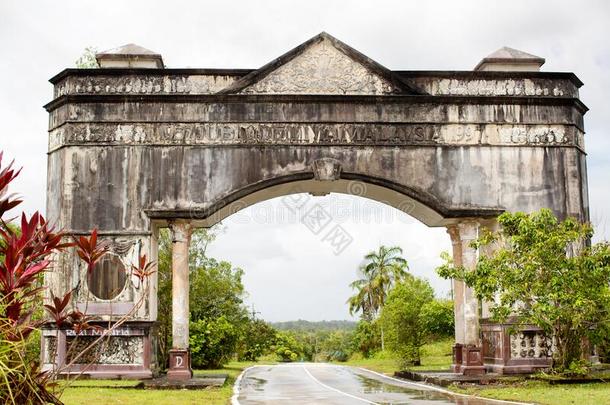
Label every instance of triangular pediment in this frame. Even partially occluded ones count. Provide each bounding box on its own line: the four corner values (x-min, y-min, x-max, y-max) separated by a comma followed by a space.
218, 32, 420, 95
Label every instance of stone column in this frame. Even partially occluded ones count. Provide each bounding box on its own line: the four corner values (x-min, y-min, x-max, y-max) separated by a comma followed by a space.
447, 220, 485, 375
167, 220, 193, 380
446, 225, 464, 372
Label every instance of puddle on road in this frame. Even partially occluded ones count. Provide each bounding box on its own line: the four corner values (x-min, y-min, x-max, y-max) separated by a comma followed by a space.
355, 372, 493, 404
245, 376, 267, 392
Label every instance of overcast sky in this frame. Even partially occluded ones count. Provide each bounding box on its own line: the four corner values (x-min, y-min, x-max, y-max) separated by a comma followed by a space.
1, 0, 609, 322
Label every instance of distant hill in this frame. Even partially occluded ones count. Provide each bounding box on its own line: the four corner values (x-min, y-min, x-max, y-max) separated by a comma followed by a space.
271, 320, 357, 332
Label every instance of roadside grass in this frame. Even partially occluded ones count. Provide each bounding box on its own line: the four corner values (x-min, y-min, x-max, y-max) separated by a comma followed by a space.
58, 361, 256, 405
410, 338, 453, 371
340, 338, 453, 374
340, 351, 400, 374
453, 380, 610, 405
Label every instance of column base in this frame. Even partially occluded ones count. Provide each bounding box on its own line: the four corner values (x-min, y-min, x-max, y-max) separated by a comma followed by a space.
167, 349, 193, 381
460, 344, 485, 376
451, 343, 463, 373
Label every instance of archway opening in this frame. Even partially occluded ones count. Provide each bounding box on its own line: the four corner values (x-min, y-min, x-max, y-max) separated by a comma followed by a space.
150, 179, 487, 375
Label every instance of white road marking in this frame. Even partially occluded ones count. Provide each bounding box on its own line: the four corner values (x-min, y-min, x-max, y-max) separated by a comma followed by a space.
231, 364, 260, 405
302, 365, 380, 404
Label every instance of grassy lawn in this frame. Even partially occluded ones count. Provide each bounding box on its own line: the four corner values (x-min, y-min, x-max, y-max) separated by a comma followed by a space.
453, 380, 610, 405
341, 338, 453, 374
58, 361, 255, 405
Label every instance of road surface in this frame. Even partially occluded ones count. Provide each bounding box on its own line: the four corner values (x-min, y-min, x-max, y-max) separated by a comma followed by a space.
233, 363, 524, 405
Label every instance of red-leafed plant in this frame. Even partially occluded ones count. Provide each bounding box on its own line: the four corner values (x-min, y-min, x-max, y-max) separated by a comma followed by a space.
132, 254, 156, 284
73, 230, 108, 275
0, 152, 155, 404
0, 152, 22, 218
44, 291, 74, 329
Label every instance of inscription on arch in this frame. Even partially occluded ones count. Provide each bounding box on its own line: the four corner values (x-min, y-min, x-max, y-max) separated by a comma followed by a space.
49, 122, 579, 150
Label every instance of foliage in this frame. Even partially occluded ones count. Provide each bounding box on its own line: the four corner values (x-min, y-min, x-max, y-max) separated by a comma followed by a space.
342, 338, 453, 373
348, 245, 409, 353
236, 319, 276, 361
270, 321, 361, 362
289, 330, 320, 361
594, 323, 610, 364
419, 299, 454, 340
75, 47, 99, 68
189, 257, 246, 323
271, 319, 356, 332
320, 330, 352, 362
349, 320, 380, 358
379, 275, 434, 368
0, 152, 71, 404
437, 209, 610, 371
563, 359, 590, 377
190, 316, 239, 369
273, 331, 303, 362
347, 245, 409, 321
270, 321, 373, 363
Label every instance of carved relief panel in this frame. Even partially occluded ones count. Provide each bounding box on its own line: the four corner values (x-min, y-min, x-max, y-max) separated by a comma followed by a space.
240, 39, 397, 95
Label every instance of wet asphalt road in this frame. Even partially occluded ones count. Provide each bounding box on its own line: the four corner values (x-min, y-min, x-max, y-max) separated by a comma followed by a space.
234, 363, 523, 405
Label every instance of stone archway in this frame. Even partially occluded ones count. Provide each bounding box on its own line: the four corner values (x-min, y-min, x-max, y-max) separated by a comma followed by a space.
154, 178, 498, 378
42, 32, 588, 379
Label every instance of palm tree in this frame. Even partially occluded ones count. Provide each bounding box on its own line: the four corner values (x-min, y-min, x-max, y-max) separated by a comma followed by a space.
347, 245, 409, 350
347, 267, 379, 322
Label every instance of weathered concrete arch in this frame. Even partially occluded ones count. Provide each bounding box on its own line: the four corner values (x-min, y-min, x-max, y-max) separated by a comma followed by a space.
42, 32, 588, 378
147, 171, 503, 228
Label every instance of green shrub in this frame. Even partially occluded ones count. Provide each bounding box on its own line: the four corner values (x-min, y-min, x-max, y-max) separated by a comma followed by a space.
273, 332, 302, 362
419, 299, 454, 340
350, 320, 380, 358
379, 276, 434, 368
237, 319, 276, 361
190, 316, 239, 369
320, 330, 352, 362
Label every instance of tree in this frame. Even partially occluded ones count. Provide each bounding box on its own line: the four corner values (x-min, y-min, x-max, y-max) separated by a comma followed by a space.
75, 47, 99, 68
237, 318, 277, 361
320, 330, 353, 362
379, 275, 434, 367
348, 245, 408, 350
350, 320, 380, 358
347, 268, 379, 322
437, 209, 610, 371
419, 299, 454, 340
190, 316, 239, 369
273, 331, 303, 362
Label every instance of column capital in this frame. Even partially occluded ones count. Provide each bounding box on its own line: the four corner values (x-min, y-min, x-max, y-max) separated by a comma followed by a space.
457, 219, 481, 243
446, 219, 481, 244
446, 224, 460, 244
168, 220, 193, 243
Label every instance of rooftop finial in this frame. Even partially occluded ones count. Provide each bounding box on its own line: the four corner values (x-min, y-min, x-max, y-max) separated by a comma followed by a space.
474, 46, 545, 71
95, 44, 164, 68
